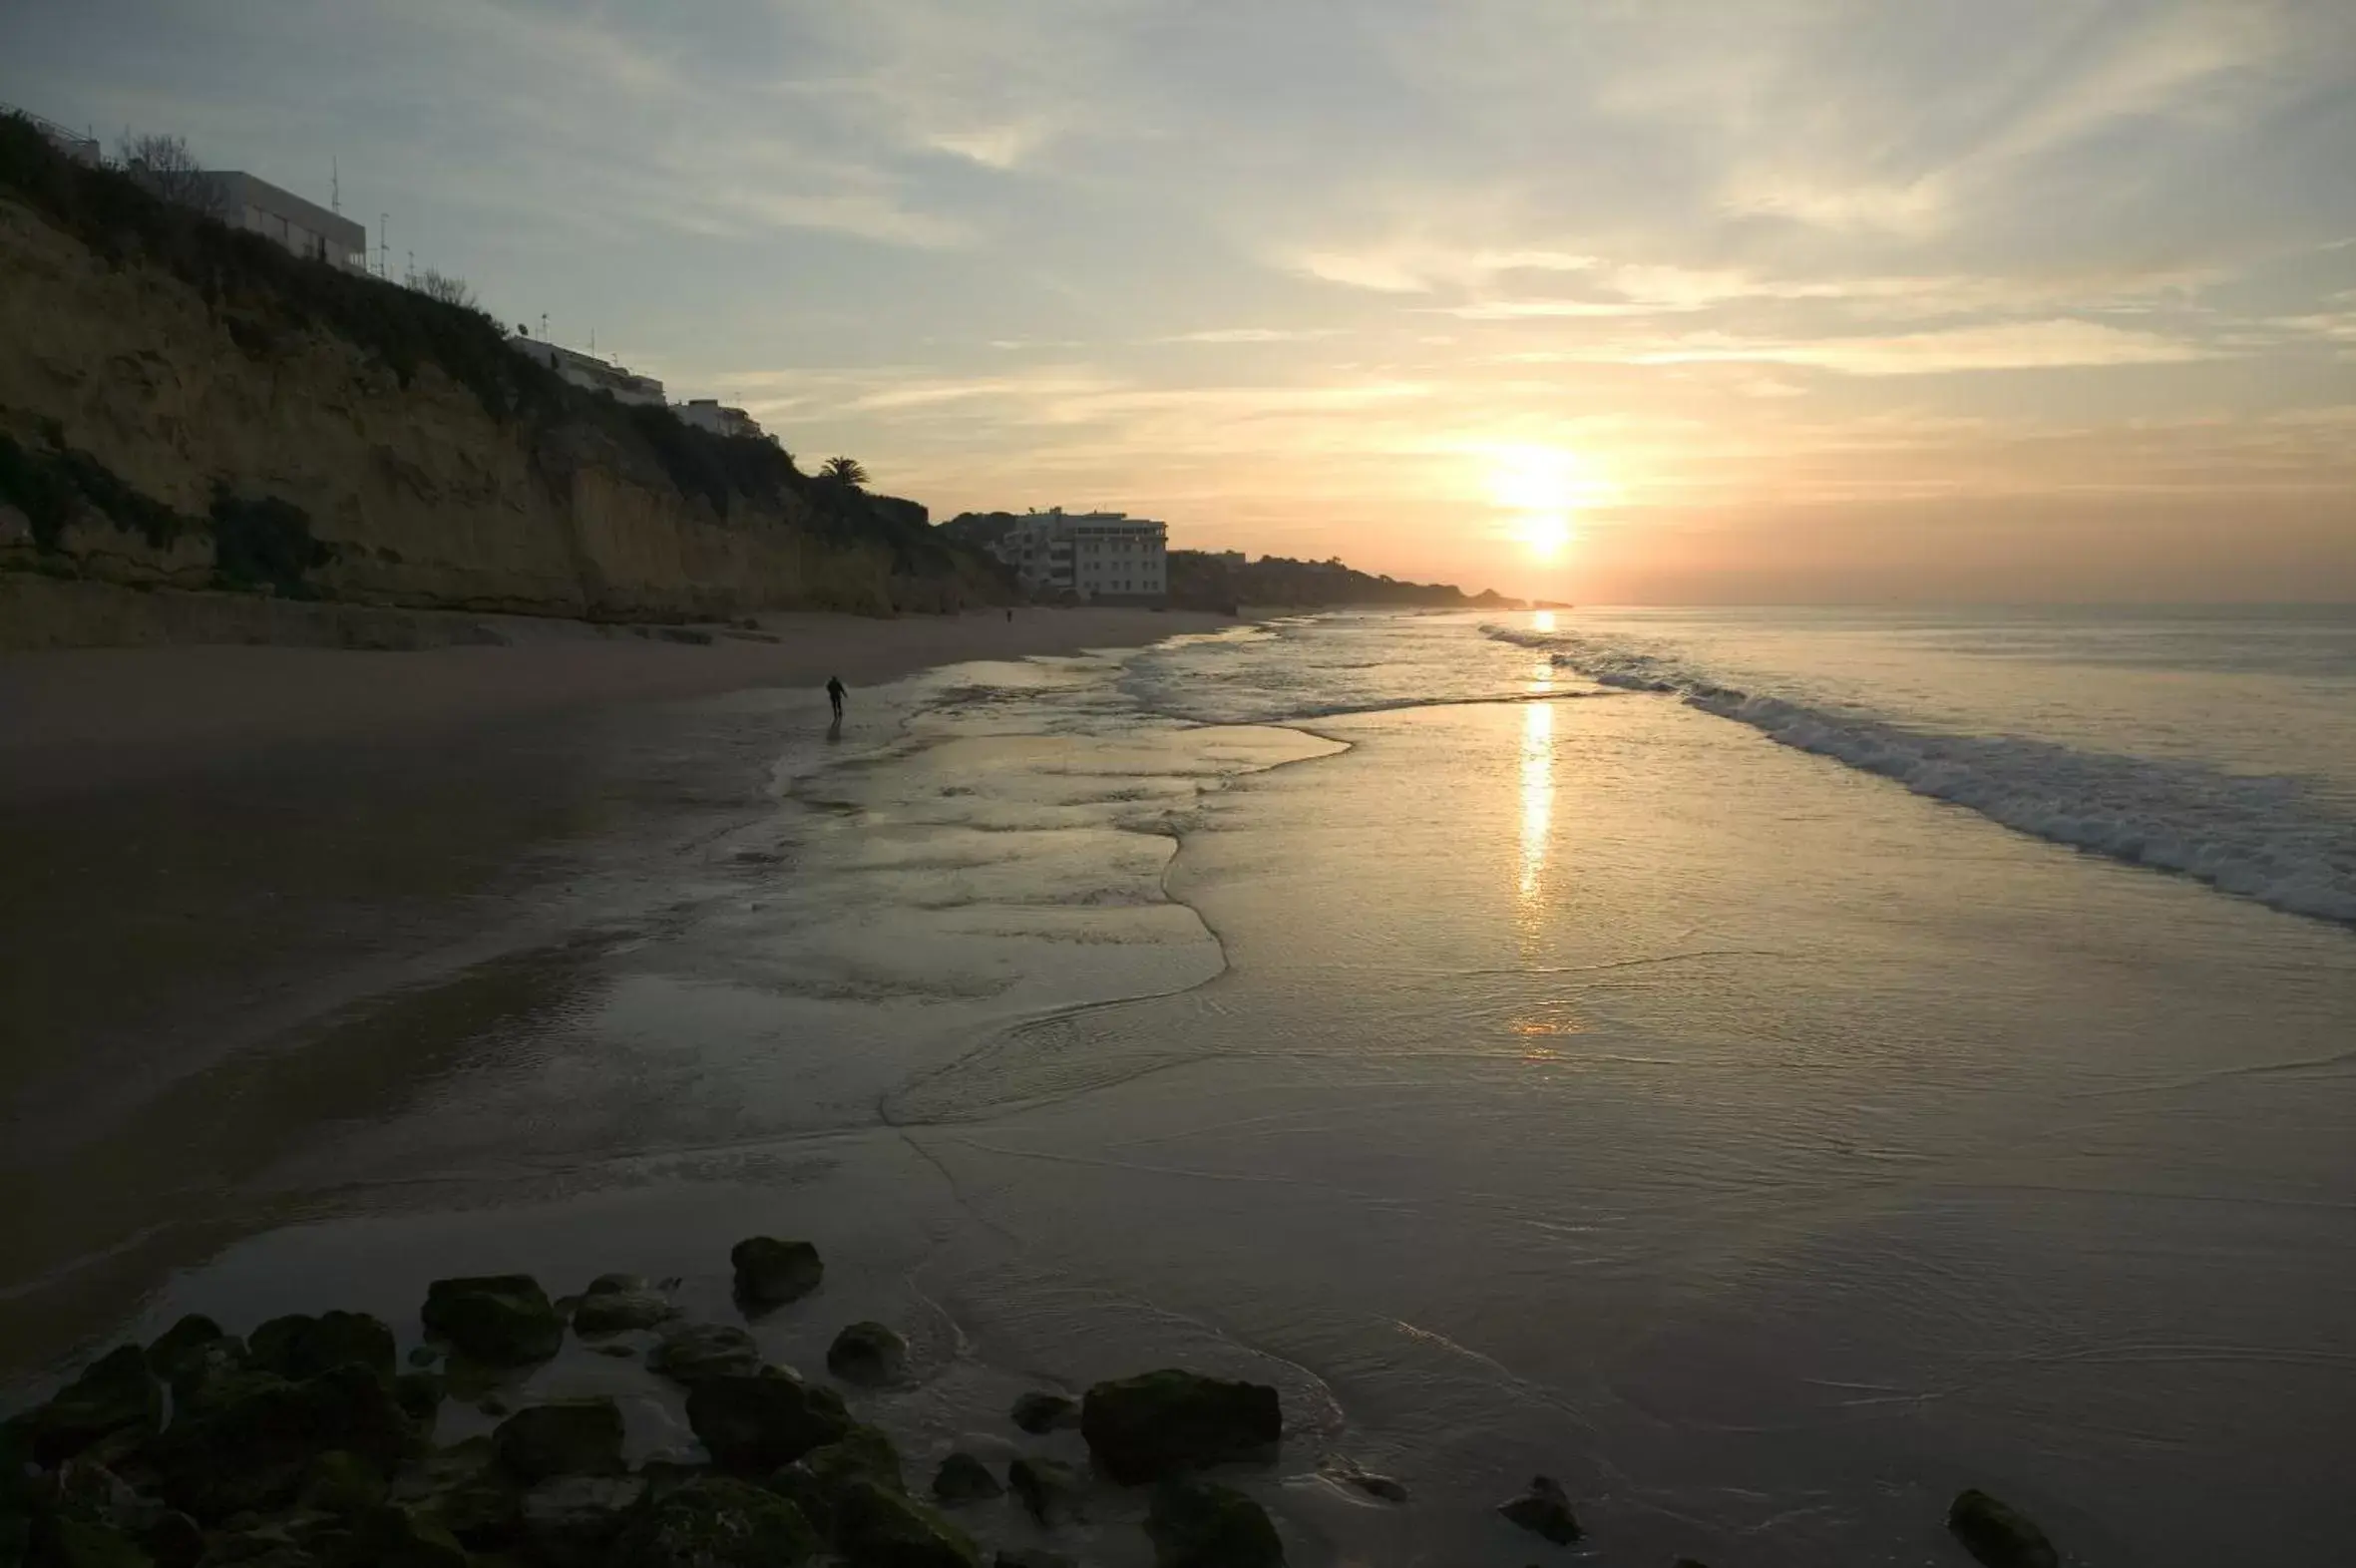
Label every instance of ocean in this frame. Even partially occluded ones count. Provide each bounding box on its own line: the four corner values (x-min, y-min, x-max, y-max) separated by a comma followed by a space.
9, 606, 2354, 1567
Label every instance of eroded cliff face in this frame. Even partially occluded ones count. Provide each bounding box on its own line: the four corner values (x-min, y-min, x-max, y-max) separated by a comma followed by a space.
0, 193, 994, 634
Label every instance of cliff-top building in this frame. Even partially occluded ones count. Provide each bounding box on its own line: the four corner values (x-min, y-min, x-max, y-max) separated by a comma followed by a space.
986, 509, 1168, 601
506, 334, 666, 407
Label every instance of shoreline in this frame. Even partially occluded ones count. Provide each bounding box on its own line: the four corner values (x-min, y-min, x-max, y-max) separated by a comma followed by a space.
0, 604, 1238, 802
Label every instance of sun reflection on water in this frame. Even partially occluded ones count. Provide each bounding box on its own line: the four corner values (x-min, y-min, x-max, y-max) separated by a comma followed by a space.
1518, 697, 1553, 905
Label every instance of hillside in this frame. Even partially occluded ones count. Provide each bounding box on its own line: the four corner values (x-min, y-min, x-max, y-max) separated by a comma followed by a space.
0, 115, 1012, 648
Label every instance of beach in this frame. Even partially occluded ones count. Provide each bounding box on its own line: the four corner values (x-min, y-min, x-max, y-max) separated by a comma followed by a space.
4, 605, 2354, 1567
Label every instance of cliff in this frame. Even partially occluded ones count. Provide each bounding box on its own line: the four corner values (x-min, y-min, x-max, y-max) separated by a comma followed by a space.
0, 115, 1012, 647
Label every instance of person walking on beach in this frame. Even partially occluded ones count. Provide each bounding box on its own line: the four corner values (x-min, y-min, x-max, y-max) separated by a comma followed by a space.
826, 674, 845, 722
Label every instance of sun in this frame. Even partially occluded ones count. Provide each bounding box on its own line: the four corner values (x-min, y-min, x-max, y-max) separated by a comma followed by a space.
1482, 444, 1609, 561
1521, 514, 1573, 559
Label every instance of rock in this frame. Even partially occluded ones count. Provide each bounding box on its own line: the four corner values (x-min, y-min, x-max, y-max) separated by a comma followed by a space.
166, 1349, 276, 1420
477, 1397, 511, 1417
809, 1426, 906, 1496
1078, 1371, 1282, 1486
520, 1473, 646, 1568
731, 1238, 824, 1311
404, 1347, 440, 1370
1497, 1475, 1581, 1545
392, 1371, 444, 1423
246, 1312, 396, 1381
611, 1475, 820, 1567
418, 1276, 563, 1367
1145, 1478, 1285, 1568
831, 1477, 981, 1568
592, 1344, 638, 1359
1008, 1457, 1082, 1527
648, 1324, 764, 1384
1008, 1392, 1078, 1434
36, 1518, 151, 1567
1947, 1488, 2059, 1568
993, 1553, 1076, 1568
343, 1503, 468, 1568
825, 1323, 908, 1387
23, 1346, 161, 1464
684, 1373, 853, 1471
493, 1399, 625, 1483
298, 1449, 389, 1515
930, 1453, 1002, 1506
139, 1509, 204, 1568
1322, 1459, 1406, 1503
145, 1365, 416, 1521
143, 1316, 229, 1380
571, 1284, 677, 1337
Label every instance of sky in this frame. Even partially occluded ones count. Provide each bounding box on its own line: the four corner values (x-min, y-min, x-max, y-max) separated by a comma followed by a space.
4, 0, 2354, 602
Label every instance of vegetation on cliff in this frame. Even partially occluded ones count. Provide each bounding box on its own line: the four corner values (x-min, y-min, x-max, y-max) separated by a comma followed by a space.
0, 112, 1009, 618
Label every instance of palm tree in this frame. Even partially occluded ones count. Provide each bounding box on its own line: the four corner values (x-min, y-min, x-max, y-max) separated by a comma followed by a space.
821, 456, 869, 489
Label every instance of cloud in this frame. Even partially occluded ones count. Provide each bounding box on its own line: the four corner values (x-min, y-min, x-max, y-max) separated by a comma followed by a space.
1630, 319, 2215, 375
1156, 327, 1348, 343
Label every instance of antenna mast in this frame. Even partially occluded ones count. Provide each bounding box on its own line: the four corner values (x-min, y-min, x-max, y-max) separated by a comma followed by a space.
330, 157, 339, 213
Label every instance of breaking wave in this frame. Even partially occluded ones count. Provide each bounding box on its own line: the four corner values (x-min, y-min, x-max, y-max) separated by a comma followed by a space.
1482, 623, 2356, 926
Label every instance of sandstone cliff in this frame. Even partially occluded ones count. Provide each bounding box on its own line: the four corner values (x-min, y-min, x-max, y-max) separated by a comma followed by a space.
0, 115, 1009, 647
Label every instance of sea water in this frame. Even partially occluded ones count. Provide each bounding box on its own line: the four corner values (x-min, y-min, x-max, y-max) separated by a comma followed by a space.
13, 607, 2355, 1568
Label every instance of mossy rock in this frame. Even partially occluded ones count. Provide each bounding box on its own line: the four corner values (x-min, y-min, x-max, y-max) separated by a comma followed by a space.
1947, 1488, 2059, 1568
570, 1281, 676, 1338
1008, 1456, 1081, 1527
492, 1400, 624, 1483
418, 1278, 562, 1367
24, 1347, 162, 1465
1496, 1474, 1581, 1545
992, 1552, 1075, 1568
824, 1323, 907, 1387
32, 1517, 152, 1568
342, 1504, 468, 1568
611, 1476, 819, 1568
391, 1372, 444, 1424
647, 1324, 763, 1384
685, 1374, 852, 1472
246, 1313, 396, 1382
144, 1365, 416, 1521
808, 1426, 904, 1496
519, 1474, 646, 1568
831, 1478, 980, 1568
1008, 1392, 1077, 1434
1079, 1371, 1281, 1485
730, 1239, 824, 1312
297, 1449, 389, 1516
142, 1317, 230, 1382
1145, 1479, 1284, 1568
930, 1453, 1001, 1506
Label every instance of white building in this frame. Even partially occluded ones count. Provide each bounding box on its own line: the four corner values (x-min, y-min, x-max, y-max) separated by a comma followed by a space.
674, 398, 764, 440
4, 103, 100, 166
507, 334, 667, 406
985, 509, 1167, 600
196, 172, 367, 271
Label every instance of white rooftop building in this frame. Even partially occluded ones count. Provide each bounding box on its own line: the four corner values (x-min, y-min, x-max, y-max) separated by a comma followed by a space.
196, 172, 367, 271
507, 334, 666, 406
986, 509, 1167, 601
674, 398, 764, 440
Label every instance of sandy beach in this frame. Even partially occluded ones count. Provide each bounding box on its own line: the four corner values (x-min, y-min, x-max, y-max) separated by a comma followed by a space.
0, 606, 1231, 800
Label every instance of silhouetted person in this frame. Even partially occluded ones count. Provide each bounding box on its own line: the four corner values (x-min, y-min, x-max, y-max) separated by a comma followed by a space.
826, 674, 845, 722
1005, 608, 1013, 622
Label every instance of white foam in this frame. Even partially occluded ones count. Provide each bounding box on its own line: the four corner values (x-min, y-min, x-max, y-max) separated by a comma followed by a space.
1480, 622, 2356, 925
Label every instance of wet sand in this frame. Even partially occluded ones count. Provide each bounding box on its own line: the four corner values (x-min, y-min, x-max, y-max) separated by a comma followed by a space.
0, 606, 1226, 1375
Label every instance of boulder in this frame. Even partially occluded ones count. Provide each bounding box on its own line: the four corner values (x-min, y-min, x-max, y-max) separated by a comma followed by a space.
831, 1477, 981, 1568
809, 1426, 906, 1496
520, 1473, 646, 1568
730, 1238, 825, 1311
1145, 1479, 1285, 1568
493, 1399, 625, 1483
685, 1373, 853, 1471
825, 1323, 908, 1387
993, 1553, 1076, 1568
144, 1365, 416, 1520
342, 1504, 468, 1568
1322, 1459, 1406, 1503
1008, 1392, 1078, 1434
1496, 1475, 1581, 1545
23, 1346, 161, 1464
140, 1509, 204, 1568
143, 1316, 229, 1381
34, 1518, 152, 1568
572, 1283, 677, 1338
392, 1372, 444, 1423
930, 1453, 1002, 1506
418, 1276, 562, 1367
611, 1476, 820, 1568
1078, 1371, 1281, 1485
297, 1449, 389, 1515
246, 1313, 396, 1381
648, 1324, 764, 1384
1947, 1489, 2059, 1568
1008, 1457, 1081, 1527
